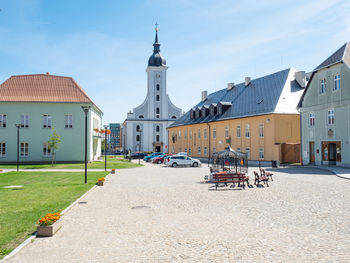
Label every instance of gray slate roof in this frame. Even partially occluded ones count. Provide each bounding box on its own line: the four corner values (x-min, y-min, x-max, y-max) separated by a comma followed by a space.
169, 68, 303, 128
314, 42, 350, 71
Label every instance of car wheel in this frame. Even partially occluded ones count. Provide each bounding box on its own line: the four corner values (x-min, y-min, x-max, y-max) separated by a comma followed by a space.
157, 160, 162, 164
172, 162, 178, 167
192, 162, 198, 167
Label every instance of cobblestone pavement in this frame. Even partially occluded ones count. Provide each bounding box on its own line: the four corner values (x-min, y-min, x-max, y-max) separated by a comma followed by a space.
6, 163, 350, 263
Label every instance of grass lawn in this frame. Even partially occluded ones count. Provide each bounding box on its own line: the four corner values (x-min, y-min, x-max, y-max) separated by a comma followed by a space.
0, 156, 142, 170
0, 171, 108, 259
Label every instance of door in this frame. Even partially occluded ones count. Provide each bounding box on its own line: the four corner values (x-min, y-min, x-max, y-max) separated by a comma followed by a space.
328, 143, 336, 162
309, 142, 315, 163
155, 146, 161, 152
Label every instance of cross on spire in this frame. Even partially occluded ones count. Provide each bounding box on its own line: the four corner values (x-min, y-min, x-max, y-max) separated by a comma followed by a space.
155, 23, 158, 32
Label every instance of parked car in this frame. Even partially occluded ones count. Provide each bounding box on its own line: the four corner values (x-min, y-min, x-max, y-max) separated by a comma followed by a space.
143, 152, 164, 162
127, 152, 147, 159
165, 155, 201, 167
152, 154, 166, 164
176, 152, 188, 156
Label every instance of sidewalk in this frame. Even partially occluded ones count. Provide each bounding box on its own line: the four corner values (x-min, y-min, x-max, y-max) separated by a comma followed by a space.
298, 165, 350, 180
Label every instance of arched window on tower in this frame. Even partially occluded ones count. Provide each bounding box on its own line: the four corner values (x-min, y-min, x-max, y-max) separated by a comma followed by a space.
136, 125, 140, 132
156, 135, 160, 142
136, 135, 140, 141
156, 108, 160, 114
172, 116, 177, 119
138, 115, 144, 119
156, 125, 160, 132
156, 95, 160, 101
156, 84, 160, 91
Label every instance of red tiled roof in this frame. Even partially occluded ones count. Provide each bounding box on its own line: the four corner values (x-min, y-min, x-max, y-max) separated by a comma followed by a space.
0, 74, 94, 103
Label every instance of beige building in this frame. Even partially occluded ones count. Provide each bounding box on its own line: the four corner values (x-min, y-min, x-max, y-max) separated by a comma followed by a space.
168, 68, 306, 164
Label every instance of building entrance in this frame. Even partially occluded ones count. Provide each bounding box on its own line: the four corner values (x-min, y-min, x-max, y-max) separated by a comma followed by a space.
322, 141, 341, 165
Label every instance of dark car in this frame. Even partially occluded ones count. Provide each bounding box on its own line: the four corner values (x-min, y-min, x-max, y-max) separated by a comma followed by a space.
127, 152, 147, 159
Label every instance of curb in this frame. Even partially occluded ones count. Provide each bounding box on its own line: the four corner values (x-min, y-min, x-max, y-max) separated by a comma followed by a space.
0, 173, 111, 262
285, 165, 350, 181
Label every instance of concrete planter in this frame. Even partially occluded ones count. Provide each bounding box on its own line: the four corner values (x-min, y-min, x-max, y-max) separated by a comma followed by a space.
37, 219, 63, 237
97, 181, 104, 186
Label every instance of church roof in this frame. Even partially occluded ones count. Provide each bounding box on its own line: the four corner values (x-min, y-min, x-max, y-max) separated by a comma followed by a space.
148, 28, 166, 67
0, 73, 100, 108
314, 42, 350, 71
169, 68, 304, 128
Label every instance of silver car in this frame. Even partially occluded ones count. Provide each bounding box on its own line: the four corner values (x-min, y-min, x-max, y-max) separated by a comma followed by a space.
165, 155, 201, 167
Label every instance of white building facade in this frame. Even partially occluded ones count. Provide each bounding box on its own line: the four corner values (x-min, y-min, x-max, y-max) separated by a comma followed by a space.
123, 28, 182, 153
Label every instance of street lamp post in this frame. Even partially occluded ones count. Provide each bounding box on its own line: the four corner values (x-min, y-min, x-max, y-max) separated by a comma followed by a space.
15, 124, 21, 172
103, 125, 108, 171
138, 129, 142, 165
81, 106, 91, 184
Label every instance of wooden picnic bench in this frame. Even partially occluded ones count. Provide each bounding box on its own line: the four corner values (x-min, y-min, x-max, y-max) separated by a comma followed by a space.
259, 168, 273, 181
212, 171, 250, 190
254, 171, 269, 187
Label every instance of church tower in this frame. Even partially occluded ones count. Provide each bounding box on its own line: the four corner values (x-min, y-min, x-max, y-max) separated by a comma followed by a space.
123, 25, 182, 153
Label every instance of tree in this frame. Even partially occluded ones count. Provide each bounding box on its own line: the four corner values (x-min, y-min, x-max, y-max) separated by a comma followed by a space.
48, 128, 61, 166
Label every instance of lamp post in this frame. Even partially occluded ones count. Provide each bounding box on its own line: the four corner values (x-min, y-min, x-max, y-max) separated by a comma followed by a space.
81, 106, 91, 184
15, 124, 21, 172
103, 125, 108, 171
138, 129, 142, 165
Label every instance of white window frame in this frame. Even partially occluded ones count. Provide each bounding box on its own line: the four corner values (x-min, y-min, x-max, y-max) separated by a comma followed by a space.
184, 130, 187, 139
237, 148, 241, 152
64, 114, 73, 129
0, 142, 6, 157
204, 128, 207, 139
189, 130, 192, 139
236, 125, 241, 138
188, 148, 191, 155
320, 78, 326, 94
204, 147, 207, 155
213, 128, 216, 139
327, 109, 334, 125
43, 142, 51, 157
43, 114, 52, 129
245, 124, 250, 138
198, 147, 201, 155
309, 112, 315, 127
21, 114, 29, 128
0, 114, 7, 128
259, 148, 264, 159
245, 147, 250, 159
20, 142, 29, 157
213, 147, 216, 153
225, 127, 229, 138
334, 74, 341, 90
259, 123, 264, 137
178, 130, 181, 138
198, 128, 201, 139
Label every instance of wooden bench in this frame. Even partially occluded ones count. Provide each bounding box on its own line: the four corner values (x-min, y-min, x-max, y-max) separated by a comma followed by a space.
254, 171, 269, 187
259, 168, 273, 181
212, 172, 250, 190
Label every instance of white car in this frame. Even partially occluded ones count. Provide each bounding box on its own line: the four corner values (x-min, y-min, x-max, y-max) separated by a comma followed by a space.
165, 155, 201, 167
176, 152, 188, 156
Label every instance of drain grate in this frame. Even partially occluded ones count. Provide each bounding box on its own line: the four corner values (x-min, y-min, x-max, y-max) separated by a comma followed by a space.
131, 206, 151, 210
78, 201, 88, 204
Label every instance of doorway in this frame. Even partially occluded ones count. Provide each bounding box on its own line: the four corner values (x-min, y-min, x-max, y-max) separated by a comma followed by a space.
155, 146, 161, 152
322, 141, 341, 164
309, 142, 315, 163
328, 143, 336, 162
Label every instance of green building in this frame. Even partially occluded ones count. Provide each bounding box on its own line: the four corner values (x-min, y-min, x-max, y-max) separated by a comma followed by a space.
0, 73, 103, 163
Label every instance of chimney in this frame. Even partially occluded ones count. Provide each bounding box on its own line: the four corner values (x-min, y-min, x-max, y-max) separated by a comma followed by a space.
227, 83, 234, 90
295, 71, 307, 88
46, 72, 50, 75
201, 90, 208, 101
245, 77, 251, 86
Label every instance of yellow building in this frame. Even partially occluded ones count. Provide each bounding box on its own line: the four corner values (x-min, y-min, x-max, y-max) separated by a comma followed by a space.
168, 68, 306, 163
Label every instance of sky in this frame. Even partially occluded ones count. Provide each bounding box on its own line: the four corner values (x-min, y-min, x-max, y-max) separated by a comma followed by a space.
0, 0, 349, 124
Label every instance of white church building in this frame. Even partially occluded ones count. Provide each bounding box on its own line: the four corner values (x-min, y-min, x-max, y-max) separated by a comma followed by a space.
122, 28, 182, 153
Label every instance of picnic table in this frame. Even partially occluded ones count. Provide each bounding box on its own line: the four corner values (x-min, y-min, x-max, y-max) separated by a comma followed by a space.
212, 171, 250, 190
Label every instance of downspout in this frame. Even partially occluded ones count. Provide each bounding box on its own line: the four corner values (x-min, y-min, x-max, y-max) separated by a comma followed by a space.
298, 107, 303, 166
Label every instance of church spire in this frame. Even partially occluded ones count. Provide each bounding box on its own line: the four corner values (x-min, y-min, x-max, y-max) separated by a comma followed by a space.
148, 23, 166, 67
153, 23, 160, 53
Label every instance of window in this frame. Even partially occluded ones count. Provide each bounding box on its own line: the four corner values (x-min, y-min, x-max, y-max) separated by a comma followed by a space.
136, 135, 140, 141
172, 116, 176, 119
225, 127, 229, 138
0, 143, 6, 157
245, 147, 250, 159
245, 124, 250, 138
156, 84, 160, 91
204, 128, 207, 139
259, 148, 264, 159
20, 143, 29, 157
64, 114, 73, 128
0, 114, 7, 128
185, 148, 187, 153
198, 147, 201, 155
43, 142, 51, 157
179, 130, 181, 138
237, 148, 241, 152
184, 130, 187, 139
213, 147, 216, 153
136, 125, 140, 132
156, 135, 160, 142
236, 125, 241, 138
156, 125, 160, 132
43, 115, 52, 128
213, 128, 216, 139
156, 95, 160, 101
156, 115, 160, 119
139, 115, 144, 119
334, 74, 341, 90
320, 78, 326, 94
198, 128, 201, 139
259, 124, 264, 137
204, 147, 207, 155
327, 110, 334, 125
188, 148, 191, 155
189, 130, 192, 139
156, 108, 160, 114
21, 114, 29, 128
309, 113, 315, 126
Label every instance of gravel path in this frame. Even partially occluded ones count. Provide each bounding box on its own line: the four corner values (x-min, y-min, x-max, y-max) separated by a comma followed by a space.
6, 163, 350, 262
